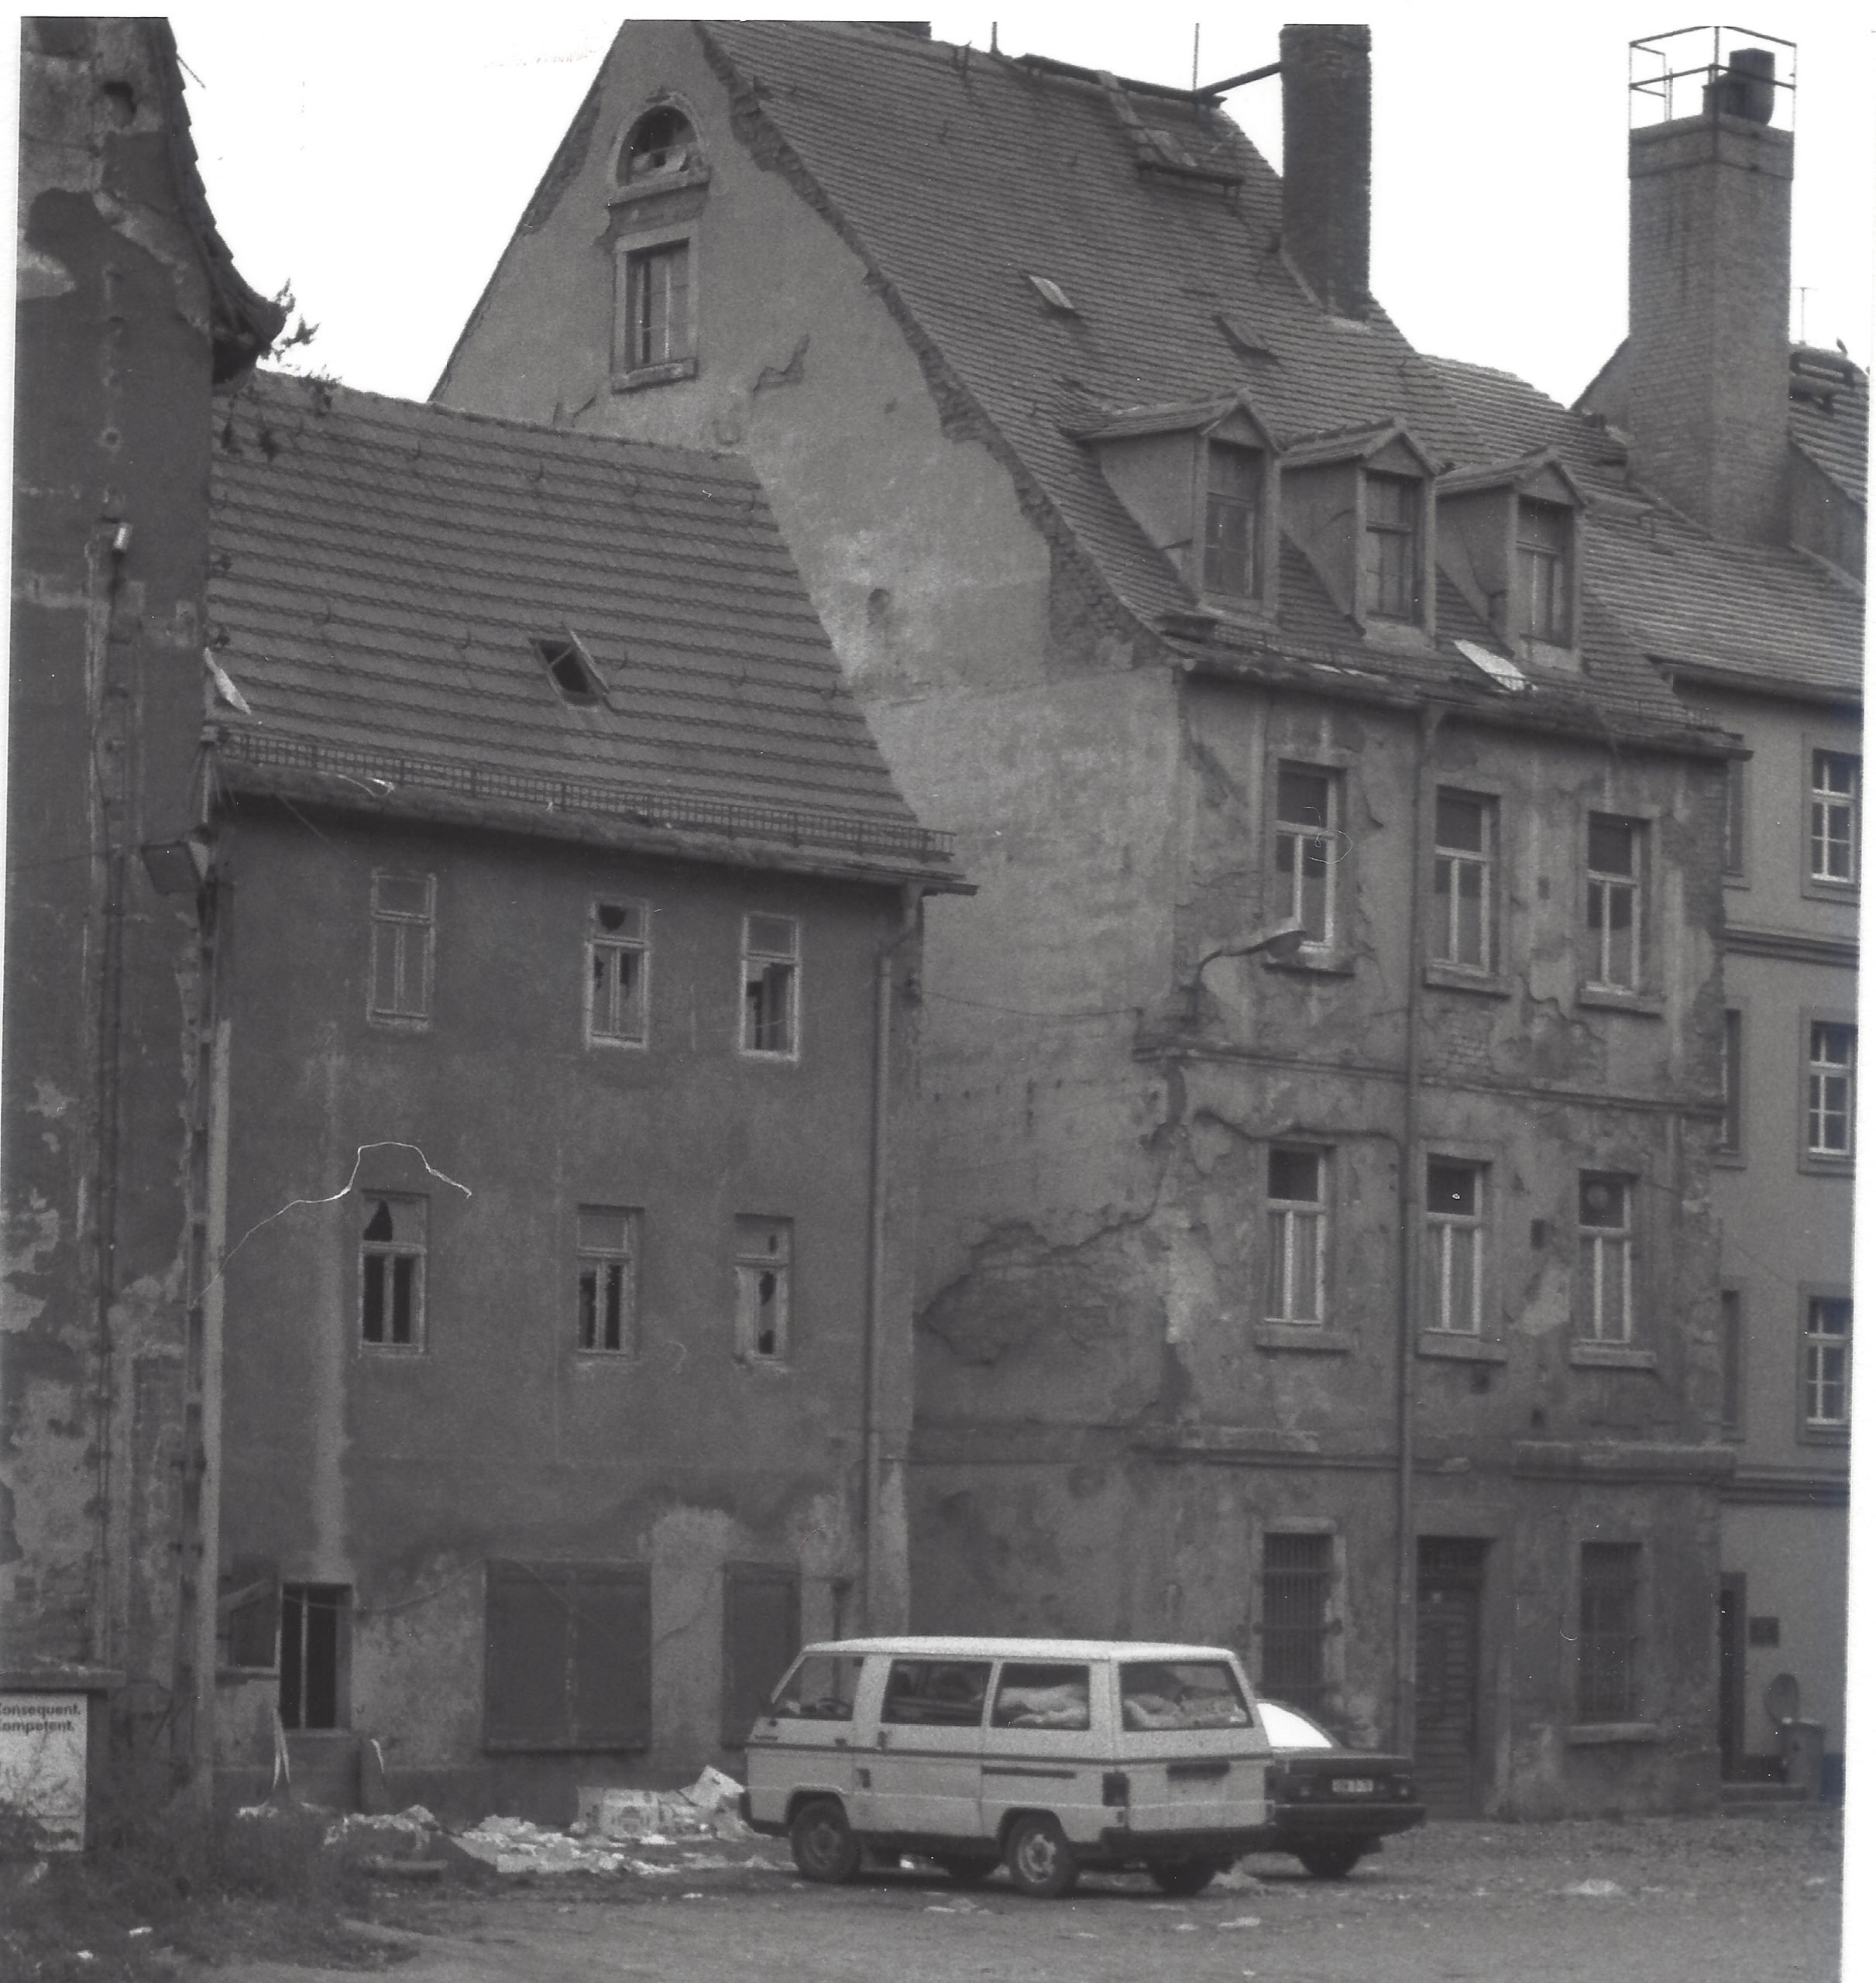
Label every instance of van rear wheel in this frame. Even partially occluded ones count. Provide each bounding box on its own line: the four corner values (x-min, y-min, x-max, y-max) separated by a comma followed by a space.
1149, 1857, 1224, 1896
789, 1797, 861, 1883
1004, 1813, 1079, 1898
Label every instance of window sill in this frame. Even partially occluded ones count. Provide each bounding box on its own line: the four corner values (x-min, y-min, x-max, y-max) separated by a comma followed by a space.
1798, 1152, 1854, 1177
612, 357, 698, 392
588, 1036, 649, 1053
734, 1356, 793, 1373
359, 1345, 427, 1359
738, 1049, 801, 1067
1799, 1423, 1852, 1447
1712, 1149, 1747, 1170
216, 1665, 280, 1681
1417, 1332, 1509, 1363
1423, 964, 1511, 998
366, 1013, 432, 1033
1723, 872, 1750, 892
1576, 985, 1663, 1017
1265, 949, 1356, 980
1253, 1325, 1353, 1354
1565, 1721, 1661, 1747
1568, 1342, 1658, 1371
1800, 877, 1859, 907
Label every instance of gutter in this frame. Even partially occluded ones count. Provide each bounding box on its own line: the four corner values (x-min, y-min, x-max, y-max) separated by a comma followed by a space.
862, 885, 924, 1630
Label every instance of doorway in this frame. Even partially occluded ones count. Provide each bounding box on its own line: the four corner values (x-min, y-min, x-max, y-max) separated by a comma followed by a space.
280, 1583, 349, 1730
1414, 1538, 1487, 1815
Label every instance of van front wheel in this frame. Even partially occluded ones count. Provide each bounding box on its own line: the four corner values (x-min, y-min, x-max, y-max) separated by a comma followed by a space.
789, 1797, 861, 1883
1004, 1813, 1080, 1899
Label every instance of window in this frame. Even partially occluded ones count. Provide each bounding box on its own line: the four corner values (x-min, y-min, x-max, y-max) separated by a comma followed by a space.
721, 1567, 800, 1744
1432, 791, 1494, 971
881, 1658, 991, 1727
535, 633, 603, 706
1577, 1542, 1641, 1722
621, 105, 697, 182
279, 1584, 349, 1731
734, 1217, 792, 1360
369, 872, 434, 1023
1585, 815, 1643, 990
1202, 442, 1260, 598
991, 1662, 1091, 1730
1425, 1161, 1484, 1335
1806, 1022, 1856, 1158
1266, 1148, 1326, 1325
1720, 1009, 1743, 1155
1803, 1297, 1851, 1429
1260, 1532, 1334, 1713
740, 914, 799, 1056
576, 1207, 638, 1354
1119, 1660, 1250, 1730
623, 240, 692, 370
1515, 499, 1572, 644
1719, 1288, 1743, 1437
1809, 751, 1860, 885
587, 900, 648, 1046
1362, 473, 1419, 621
1575, 1174, 1634, 1344
483, 1562, 651, 1750
1274, 766, 1338, 946
359, 1195, 425, 1349
218, 1558, 278, 1671
1723, 757, 1746, 878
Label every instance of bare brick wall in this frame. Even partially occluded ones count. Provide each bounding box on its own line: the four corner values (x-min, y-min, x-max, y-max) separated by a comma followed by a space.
1280, 24, 1372, 320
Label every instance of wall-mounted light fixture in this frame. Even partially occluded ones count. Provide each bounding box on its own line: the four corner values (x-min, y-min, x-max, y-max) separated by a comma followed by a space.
1184, 916, 1307, 1018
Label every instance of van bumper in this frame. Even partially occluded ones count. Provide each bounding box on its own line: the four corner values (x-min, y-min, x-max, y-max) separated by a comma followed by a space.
1097, 1825, 1276, 1861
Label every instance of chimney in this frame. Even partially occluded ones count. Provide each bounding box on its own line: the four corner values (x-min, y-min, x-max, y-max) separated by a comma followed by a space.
1620, 40, 1794, 544
1280, 24, 1372, 320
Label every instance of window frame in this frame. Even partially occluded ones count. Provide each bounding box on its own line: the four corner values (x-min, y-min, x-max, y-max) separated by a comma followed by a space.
1430, 789, 1497, 976
367, 870, 435, 1028
279, 1583, 350, 1732
586, 899, 651, 1050
1723, 754, 1748, 885
1799, 1290, 1852, 1438
1424, 1158, 1486, 1336
1257, 1527, 1338, 1717
1575, 1541, 1644, 1724
575, 1205, 641, 1356
1717, 1006, 1744, 1161
1264, 1146, 1329, 1327
1201, 439, 1263, 602
733, 1215, 793, 1363
1514, 497, 1573, 647
1582, 813, 1648, 996
1805, 746, 1861, 894
358, 1192, 427, 1353
1802, 1016, 1857, 1167
1360, 469, 1423, 625
1575, 1172, 1635, 1346
739, 912, 801, 1061
612, 222, 699, 389
1272, 762, 1343, 954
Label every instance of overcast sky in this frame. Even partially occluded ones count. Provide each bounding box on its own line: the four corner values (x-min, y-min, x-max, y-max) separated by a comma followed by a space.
163, 4, 1876, 411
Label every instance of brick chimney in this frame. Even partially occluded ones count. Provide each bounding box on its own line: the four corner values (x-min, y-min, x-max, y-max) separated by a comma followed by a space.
1280, 24, 1372, 320
1619, 46, 1794, 544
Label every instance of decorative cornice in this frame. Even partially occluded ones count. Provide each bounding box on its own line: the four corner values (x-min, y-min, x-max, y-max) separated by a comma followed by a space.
1721, 1466, 1850, 1508
1511, 1439, 1737, 1486
1723, 923, 1858, 968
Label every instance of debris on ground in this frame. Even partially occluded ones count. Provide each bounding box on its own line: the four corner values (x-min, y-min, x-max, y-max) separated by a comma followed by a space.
454, 1815, 630, 1876
576, 1766, 751, 1844
1562, 1877, 1625, 1897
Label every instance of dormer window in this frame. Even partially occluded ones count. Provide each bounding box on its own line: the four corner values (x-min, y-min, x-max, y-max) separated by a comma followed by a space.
622, 105, 698, 183
1362, 473, 1420, 622
1516, 500, 1572, 644
1203, 443, 1261, 597
535, 633, 603, 706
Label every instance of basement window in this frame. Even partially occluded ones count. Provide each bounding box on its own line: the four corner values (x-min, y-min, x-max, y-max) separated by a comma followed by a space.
536, 633, 604, 706
1026, 274, 1078, 314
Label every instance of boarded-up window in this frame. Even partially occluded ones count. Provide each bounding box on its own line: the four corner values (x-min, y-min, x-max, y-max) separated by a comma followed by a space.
720, 1566, 800, 1743
484, 1562, 651, 1751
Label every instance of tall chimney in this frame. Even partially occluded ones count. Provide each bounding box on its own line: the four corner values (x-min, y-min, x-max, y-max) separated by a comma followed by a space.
1620, 45, 1793, 544
1280, 24, 1372, 320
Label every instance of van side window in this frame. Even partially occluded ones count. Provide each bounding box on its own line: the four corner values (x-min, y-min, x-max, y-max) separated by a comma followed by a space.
1120, 1660, 1251, 1730
769, 1652, 864, 1721
991, 1662, 1091, 1730
881, 1658, 992, 1727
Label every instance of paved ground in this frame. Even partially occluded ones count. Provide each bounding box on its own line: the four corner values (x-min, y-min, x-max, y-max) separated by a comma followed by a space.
212, 1809, 1840, 1983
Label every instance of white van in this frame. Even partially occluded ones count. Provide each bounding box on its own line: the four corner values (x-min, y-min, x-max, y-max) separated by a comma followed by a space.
740, 1636, 1275, 1897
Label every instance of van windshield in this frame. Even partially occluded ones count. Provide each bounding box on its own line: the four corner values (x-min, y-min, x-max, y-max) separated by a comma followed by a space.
1120, 1660, 1251, 1730
769, 1652, 864, 1720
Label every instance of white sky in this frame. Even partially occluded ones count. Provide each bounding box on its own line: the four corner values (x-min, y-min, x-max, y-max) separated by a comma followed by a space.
160, 4, 1876, 410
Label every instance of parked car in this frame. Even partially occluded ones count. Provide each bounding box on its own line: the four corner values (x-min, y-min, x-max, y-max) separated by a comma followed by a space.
1253, 1697, 1425, 1878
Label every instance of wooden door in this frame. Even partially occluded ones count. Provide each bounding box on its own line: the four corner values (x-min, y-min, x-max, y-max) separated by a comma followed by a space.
1414, 1539, 1486, 1815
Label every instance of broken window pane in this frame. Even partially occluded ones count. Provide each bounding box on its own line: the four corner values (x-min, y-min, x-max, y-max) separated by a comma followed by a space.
359, 1194, 425, 1349
576, 1205, 637, 1354
734, 1216, 792, 1360
741, 914, 799, 1055
1266, 1148, 1325, 1325
1274, 767, 1337, 945
589, 899, 649, 1046
1202, 442, 1259, 597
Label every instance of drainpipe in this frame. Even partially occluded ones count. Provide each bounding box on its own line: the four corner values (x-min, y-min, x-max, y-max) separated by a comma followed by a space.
1394, 705, 1442, 1751
862, 884, 923, 1631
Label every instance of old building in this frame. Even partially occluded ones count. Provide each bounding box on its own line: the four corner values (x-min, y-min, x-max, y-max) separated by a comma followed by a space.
5, 16, 282, 1813
198, 373, 961, 1815
1578, 31, 1862, 1793
424, 21, 1840, 1818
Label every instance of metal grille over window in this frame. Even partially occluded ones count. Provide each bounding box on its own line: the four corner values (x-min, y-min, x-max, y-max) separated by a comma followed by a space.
1577, 1542, 1641, 1721
1807, 1022, 1856, 1157
1804, 1297, 1852, 1428
734, 1216, 792, 1360
1515, 499, 1571, 643
1260, 1533, 1334, 1713
1202, 442, 1259, 597
1274, 766, 1336, 945
1575, 1174, 1633, 1344
625, 241, 692, 369
588, 900, 648, 1046
577, 1207, 637, 1353
1809, 751, 1861, 885
360, 1194, 425, 1349
1585, 815, 1641, 989
1432, 792, 1493, 970
369, 872, 435, 1022
1425, 1161, 1484, 1335
1362, 473, 1418, 620
741, 913, 799, 1056
1266, 1147, 1325, 1325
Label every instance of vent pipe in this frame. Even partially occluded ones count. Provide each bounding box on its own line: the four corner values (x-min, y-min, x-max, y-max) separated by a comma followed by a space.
1280, 24, 1372, 320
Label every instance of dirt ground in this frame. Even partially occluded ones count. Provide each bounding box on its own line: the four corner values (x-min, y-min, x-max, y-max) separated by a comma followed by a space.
194, 1808, 1840, 1983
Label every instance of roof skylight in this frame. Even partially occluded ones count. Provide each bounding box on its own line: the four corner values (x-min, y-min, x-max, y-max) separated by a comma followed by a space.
1455, 639, 1531, 694
1026, 275, 1078, 314
534, 633, 605, 706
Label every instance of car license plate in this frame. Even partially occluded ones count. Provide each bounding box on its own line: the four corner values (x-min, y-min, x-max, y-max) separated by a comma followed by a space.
1331, 1776, 1375, 1796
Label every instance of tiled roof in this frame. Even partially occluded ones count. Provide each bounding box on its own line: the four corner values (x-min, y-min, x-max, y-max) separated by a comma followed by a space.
696, 21, 1754, 741
1789, 347, 1867, 510
207, 373, 957, 878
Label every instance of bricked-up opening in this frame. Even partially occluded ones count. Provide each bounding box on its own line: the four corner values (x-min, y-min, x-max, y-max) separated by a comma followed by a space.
1280, 25, 1371, 320
280, 1584, 349, 1730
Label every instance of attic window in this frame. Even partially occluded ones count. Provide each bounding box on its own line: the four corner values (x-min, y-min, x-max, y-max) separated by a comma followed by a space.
535, 634, 603, 706
1516, 500, 1572, 644
1026, 275, 1078, 314
1455, 640, 1531, 694
1203, 442, 1262, 598
1362, 473, 1421, 622
623, 105, 697, 181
